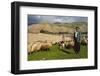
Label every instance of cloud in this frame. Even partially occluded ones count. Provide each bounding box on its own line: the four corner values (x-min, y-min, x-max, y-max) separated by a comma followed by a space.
28, 15, 87, 25
28, 15, 40, 25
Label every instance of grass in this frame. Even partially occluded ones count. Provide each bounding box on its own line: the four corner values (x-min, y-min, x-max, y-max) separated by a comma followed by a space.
28, 44, 88, 61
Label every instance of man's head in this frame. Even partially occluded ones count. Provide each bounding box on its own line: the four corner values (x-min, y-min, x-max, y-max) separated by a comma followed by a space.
75, 27, 80, 32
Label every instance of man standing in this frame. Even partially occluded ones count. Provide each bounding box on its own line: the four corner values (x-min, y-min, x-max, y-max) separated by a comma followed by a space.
74, 27, 81, 54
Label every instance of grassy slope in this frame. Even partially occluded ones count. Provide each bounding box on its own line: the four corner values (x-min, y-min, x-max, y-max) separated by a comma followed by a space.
28, 44, 88, 61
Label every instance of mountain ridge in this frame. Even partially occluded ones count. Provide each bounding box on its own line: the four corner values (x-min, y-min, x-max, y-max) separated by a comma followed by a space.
28, 22, 87, 34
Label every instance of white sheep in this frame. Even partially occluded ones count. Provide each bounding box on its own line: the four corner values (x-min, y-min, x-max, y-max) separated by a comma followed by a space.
35, 42, 42, 52
28, 42, 40, 54
65, 37, 73, 42
81, 37, 88, 45
40, 42, 52, 51
65, 40, 74, 49
28, 43, 32, 54
30, 43, 38, 52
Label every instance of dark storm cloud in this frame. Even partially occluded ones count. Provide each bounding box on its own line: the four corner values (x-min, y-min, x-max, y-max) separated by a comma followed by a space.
28, 15, 88, 25
28, 15, 41, 25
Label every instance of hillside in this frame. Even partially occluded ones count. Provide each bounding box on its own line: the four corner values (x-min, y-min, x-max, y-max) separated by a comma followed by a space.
28, 22, 87, 34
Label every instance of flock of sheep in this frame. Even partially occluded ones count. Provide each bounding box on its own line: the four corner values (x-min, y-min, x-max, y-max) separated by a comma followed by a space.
28, 40, 52, 54
28, 36, 88, 55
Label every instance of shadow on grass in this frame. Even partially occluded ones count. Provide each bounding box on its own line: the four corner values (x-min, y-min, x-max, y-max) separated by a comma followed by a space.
60, 48, 73, 54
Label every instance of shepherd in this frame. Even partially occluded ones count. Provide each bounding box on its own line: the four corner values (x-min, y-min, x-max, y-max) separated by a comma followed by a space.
73, 27, 81, 54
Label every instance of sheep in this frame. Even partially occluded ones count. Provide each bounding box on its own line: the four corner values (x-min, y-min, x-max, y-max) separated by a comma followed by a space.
40, 42, 52, 51
28, 42, 42, 54
51, 41, 56, 45
81, 37, 88, 45
28, 41, 52, 54
28, 42, 33, 54
69, 40, 74, 46
65, 37, 73, 42
30, 43, 39, 52
36, 43, 42, 51
65, 40, 74, 49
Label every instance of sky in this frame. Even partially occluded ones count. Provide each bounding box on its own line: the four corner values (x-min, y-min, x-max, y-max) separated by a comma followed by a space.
28, 15, 88, 25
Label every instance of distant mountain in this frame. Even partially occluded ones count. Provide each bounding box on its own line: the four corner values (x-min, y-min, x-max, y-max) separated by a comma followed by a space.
28, 22, 87, 34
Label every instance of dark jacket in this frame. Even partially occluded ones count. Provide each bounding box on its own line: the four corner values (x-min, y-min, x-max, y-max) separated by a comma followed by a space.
74, 31, 81, 42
